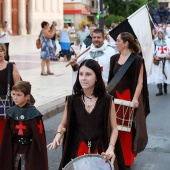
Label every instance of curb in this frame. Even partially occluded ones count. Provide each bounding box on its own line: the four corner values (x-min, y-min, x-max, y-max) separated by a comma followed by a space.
37, 96, 66, 121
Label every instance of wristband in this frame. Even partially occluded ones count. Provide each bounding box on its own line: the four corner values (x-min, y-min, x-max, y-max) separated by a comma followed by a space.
108, 143, 115, 148
54, 132, 61, 137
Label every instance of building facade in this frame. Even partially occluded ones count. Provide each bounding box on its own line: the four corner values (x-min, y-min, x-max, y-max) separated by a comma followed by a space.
63, 0, 98, 29
0, 0, 63, 35
159, 0, 170, 7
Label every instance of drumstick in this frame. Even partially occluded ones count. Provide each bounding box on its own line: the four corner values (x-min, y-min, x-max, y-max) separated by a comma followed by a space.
65, 46, 91, 67
101, 152, 110, 157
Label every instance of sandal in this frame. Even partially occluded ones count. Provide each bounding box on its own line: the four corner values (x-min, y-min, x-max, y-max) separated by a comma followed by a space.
47, 72, 54, 75
41, 73, 48, 76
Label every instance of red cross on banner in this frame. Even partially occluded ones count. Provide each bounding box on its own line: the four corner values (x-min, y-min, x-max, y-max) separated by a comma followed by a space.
15, 121, 27, 136
37, 120, 43, 134
158, 46, 167, 54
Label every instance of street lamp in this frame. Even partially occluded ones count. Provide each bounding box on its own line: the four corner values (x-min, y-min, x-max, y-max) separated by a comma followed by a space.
122, 0, 131, 16
99, 0, 104, 29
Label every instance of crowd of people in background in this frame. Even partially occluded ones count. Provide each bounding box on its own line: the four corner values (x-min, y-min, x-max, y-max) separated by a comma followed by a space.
151, 6, 170, 24
0, 15, 170, 169
0, 21, 13, 61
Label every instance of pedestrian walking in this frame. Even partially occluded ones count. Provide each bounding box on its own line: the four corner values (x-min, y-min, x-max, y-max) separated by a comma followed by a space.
40, 21, 56, 76
50, 21, 59, 61
148, 30, 170, 95
80, 24, 97, 52
59, 23, 71, 62
47, 59, 126, 170
77, 25, 89, 49
0, 21, 13, 61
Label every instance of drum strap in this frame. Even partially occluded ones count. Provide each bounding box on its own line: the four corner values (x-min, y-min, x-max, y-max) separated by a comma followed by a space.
7, 62, 13, 106
106, 53, 136, 93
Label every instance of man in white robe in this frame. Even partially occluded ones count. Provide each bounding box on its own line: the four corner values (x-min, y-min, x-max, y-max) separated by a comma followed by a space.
71, 29, 116, 85
149, 30, 170, 95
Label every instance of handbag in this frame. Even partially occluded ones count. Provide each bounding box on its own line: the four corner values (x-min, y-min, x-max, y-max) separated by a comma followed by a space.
36, 37, 42, 49
36, 31, 45, 49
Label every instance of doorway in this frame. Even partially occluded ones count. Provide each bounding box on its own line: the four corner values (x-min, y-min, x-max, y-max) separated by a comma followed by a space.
0, 0, 3, 28
12, 0, 19, 35
26, 0, 29, 34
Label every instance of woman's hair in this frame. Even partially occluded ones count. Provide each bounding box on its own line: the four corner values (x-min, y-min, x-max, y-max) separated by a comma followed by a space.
73, 59, 106, 97
12, 81, 31, 96
0, 44, 6, 55
41, 21, 49, 28
119, 32, 141, 54
64, 23, 68, 28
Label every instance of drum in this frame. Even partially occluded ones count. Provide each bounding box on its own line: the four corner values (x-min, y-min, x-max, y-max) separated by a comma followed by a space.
63, 154, 114, 170
0, 95, 11, 119
114, 99, 134, 132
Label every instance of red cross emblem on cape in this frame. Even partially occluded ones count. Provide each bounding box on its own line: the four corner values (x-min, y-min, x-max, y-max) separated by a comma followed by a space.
95, 61, 103, 71
37, 120, 43, 134
15, 121, 27, 136
158, 46, 167, 54
100, 66, 103, 71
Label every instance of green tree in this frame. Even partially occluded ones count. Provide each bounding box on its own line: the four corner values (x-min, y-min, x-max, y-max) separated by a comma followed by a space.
148, 0, 158, 8
104, 0, 150, 18
104, 15, 125, 28
104, 0, 125, 17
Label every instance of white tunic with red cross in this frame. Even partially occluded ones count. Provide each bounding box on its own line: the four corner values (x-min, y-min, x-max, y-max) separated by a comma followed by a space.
154, 39, 169, 58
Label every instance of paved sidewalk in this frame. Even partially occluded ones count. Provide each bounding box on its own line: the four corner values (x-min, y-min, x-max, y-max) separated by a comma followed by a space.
9, 35, 80, 120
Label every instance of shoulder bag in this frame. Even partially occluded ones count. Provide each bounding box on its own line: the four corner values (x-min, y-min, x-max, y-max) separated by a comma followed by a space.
0, 62, 13, 119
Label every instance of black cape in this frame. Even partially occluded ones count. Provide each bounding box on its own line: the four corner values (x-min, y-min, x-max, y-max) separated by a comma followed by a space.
0, 105, 48, 170
59, 94, 126, 170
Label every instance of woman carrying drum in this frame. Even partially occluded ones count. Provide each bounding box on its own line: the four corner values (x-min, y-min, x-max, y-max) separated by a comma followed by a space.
108, 32, 150, 170
0, 44, 20, 145
48, 59, 126, 170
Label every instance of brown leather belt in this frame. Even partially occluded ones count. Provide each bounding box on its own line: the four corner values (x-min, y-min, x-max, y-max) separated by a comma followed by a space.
13, 136, 32, 145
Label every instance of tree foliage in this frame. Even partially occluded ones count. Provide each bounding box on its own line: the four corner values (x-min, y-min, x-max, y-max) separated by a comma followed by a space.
103, 0, 158, 27
104, 0, 154, 18
104, 15, 125, 28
